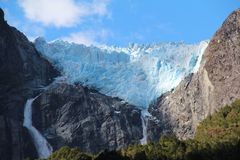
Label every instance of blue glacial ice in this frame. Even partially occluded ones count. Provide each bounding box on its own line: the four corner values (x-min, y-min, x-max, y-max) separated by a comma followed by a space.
35, 38, 208, 108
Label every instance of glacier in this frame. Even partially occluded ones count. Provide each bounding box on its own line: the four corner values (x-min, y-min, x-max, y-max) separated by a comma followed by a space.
35, 38, 208, 108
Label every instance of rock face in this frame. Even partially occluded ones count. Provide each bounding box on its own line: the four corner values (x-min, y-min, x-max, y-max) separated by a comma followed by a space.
32, 83, 142, 153
0, 8, 59, 160
148, 9, 240, 140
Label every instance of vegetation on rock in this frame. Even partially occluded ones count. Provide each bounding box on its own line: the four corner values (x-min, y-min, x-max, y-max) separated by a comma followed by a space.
48, 146, 92, 160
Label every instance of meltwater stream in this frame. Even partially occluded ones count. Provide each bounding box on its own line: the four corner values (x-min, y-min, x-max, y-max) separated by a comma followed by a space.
23, 96, 53, 159
140, 110, 151, 145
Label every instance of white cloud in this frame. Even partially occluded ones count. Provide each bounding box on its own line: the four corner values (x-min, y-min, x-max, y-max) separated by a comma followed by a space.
18, 0, 110, 27
62, 29, 111, 46
3, 7, 45, 41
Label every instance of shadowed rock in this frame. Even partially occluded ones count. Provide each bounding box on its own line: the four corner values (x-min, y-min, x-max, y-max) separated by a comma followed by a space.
0, 8, 59, 160
0, 8, 6, 25
0, 8, 4, 19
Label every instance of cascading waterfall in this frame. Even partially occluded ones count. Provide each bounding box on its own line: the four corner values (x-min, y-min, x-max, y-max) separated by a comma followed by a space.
140, 110, 151, 145
23, 96, 53, 159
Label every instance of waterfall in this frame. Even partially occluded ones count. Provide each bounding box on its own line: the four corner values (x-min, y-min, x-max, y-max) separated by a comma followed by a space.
23, 96, 53, 159
140, 110, 151, 145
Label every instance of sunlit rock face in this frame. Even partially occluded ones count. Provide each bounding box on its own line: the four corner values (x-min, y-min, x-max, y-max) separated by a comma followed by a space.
148, 8, 240, 142
35, 38, 208, 108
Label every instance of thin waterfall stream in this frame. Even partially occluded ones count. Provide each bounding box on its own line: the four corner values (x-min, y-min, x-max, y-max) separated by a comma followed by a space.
140, 110, 151, 145
23, 96, 53, 159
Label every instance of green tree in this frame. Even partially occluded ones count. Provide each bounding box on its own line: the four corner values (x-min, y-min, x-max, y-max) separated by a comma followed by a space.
48, 146, 92, 160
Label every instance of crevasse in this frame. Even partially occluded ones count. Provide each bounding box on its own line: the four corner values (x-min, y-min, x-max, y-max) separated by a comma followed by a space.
35, 38, 208, 108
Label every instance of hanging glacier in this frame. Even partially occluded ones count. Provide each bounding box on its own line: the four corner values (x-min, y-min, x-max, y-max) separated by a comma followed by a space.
35, 38, 208, 108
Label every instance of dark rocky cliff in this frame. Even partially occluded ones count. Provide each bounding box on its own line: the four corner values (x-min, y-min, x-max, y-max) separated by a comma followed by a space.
148, 9, 240, 141
0, 8, 59, 160
32, 83, 142, 153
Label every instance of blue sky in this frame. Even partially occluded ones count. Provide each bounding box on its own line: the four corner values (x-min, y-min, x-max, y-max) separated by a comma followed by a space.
1, 0, 239, 46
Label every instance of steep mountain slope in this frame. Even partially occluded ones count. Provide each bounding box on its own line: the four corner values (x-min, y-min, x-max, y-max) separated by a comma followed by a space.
31, 82, 142, 153
0, 8, 59, 160
149, 8, 240, 140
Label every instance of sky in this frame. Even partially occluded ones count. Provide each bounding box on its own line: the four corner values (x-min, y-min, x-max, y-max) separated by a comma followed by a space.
0, 0, 239, 46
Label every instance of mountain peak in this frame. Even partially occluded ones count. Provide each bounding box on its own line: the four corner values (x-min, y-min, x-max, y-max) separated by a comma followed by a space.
223, 8, 240, 28
0, 8, 5, 24
213, 8, 240, 42
228, 8, 240, 22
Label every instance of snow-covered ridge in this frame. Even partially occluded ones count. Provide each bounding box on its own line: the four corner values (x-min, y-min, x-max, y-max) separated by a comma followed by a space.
35, 38, 208, 108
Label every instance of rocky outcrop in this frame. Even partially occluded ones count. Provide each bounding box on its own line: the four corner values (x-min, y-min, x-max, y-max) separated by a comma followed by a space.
0, 8, 59, 160
32, 83, 142, 153
148, 9, 240, 140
